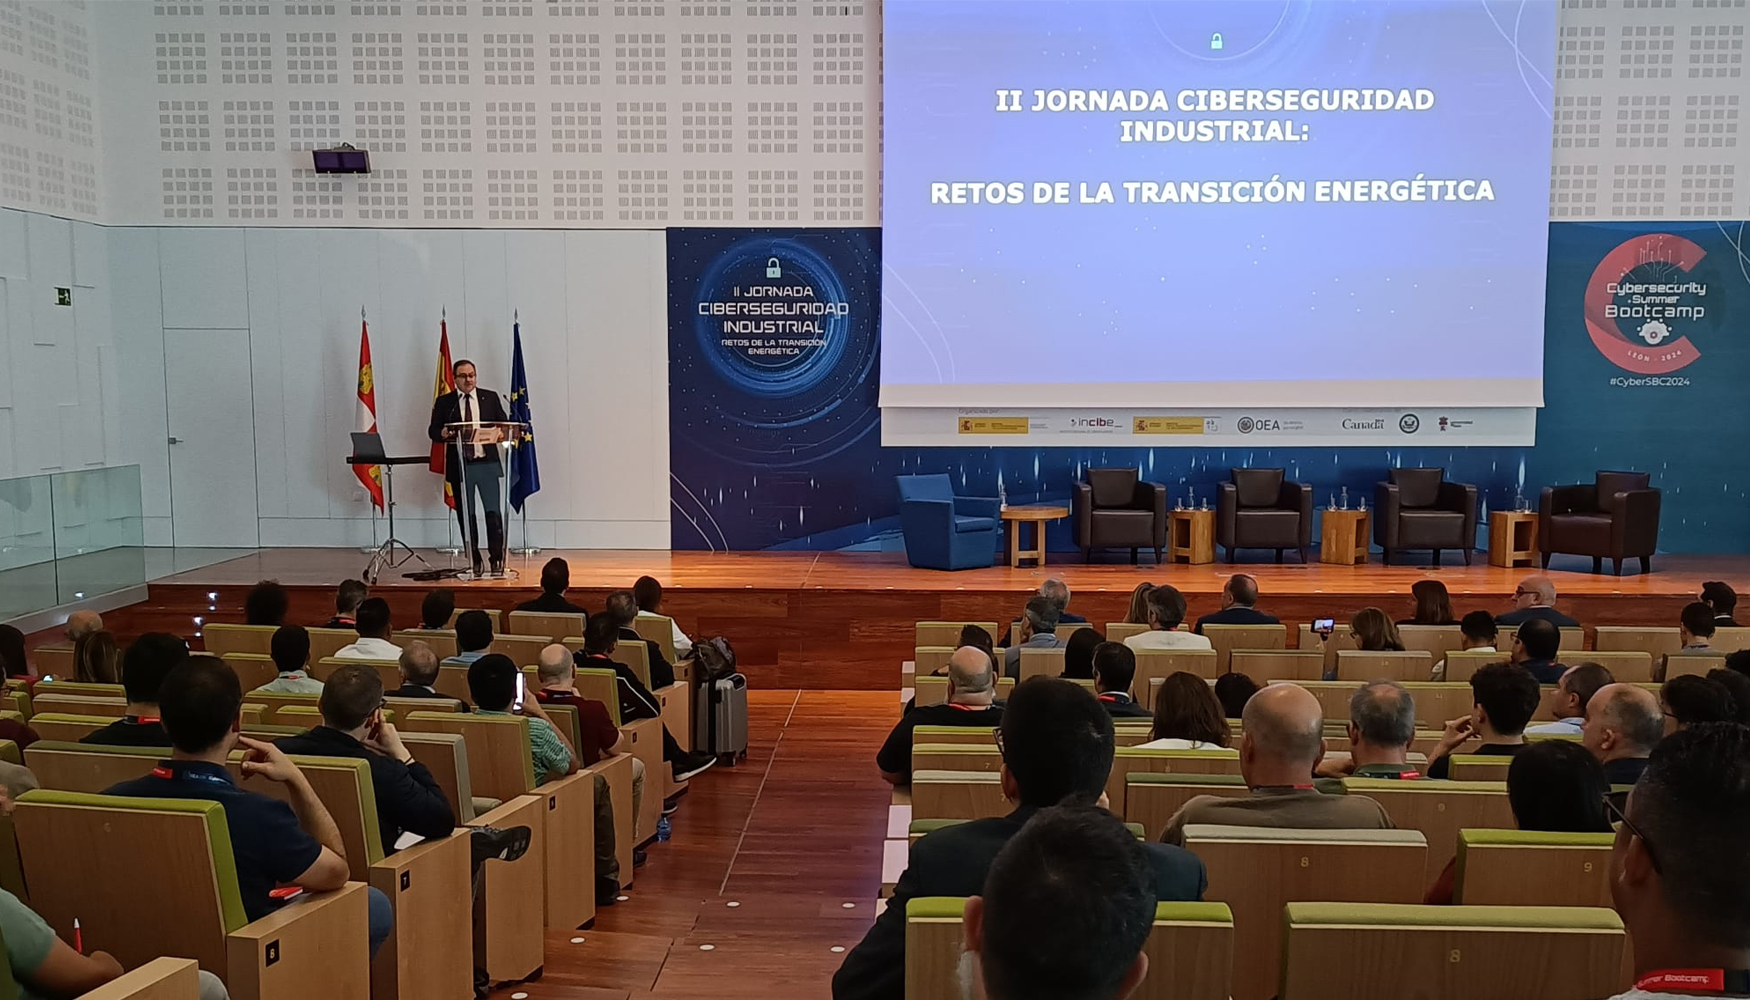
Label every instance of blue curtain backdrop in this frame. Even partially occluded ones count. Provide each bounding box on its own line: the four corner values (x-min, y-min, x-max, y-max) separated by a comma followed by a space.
668, 222, 1750, 554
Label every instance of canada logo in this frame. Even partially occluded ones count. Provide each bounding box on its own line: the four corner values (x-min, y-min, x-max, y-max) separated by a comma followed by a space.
1583, 234, 1708, 375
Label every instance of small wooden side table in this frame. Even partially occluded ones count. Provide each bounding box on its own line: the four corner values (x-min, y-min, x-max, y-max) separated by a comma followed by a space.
999, 504, 1070, 567
1320, 509, 1370, 565
1167, 508, 1215, 565
1489, 510, 1539, 568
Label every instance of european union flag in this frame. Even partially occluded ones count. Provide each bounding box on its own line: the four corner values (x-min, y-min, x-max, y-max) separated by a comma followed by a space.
508, 320, 540, 512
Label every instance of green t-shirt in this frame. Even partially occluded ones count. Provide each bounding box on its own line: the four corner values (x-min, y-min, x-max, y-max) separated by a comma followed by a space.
0, 887, 59, 999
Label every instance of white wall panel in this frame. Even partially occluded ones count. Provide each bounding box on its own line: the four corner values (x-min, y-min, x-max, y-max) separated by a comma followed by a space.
159, 229, 250, 329
105, 228, 170, 519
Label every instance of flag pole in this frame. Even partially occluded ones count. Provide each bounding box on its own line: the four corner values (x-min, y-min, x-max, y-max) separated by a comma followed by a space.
511, 307, 540, 556
434, 304, 463, 557
357, 305, 381, 555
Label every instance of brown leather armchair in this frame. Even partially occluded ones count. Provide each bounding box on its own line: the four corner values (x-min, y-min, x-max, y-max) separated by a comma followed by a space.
1374, 467, 1477, 567
1217, 468, 1312, 563
1073, 468, 1168, 564
1540, 470, 1662, 575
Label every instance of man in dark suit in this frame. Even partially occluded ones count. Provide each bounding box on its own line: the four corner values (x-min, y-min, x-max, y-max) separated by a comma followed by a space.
385, 641, 468, 710
605, 589, 675, 689
831, 679, 1206, 1000
1194, 573, 1281, 632
1509, 618, 1566, 685
514, 558, 589, 615
428, 358, 510, 575
1093, 642, 1151, 719
1494, 575, 1581, 628
1702, 581, 1739, 628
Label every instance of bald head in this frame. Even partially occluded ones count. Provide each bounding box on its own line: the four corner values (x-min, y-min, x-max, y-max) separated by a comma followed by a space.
1242, 684, 1326, 767
537, 643, 574, 684
65, 610, 103, 643
947, 645, 995, 696
398, 640, 439, 686
1584, 682, 1665, 760
1518, 575, 1558, 606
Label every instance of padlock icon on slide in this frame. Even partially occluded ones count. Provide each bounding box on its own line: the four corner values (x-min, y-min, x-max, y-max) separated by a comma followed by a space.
1210, 32, 1224, 51
766, 257, 783, 279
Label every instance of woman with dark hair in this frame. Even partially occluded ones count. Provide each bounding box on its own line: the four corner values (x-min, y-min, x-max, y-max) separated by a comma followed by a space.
0, 625, 26, 679
1661, 674, 1737, 735
957, 624, 995, 665
1400, 580, 1458, 626
1060, 627, 1103, 680
1124, 582, 1156, 625
1708, 668, 1750, 726
1350, 607, 1406, 651
243, 580, 290, 627
72, 630, 121, 684
1425, 740, 1612, 903
1138, 672, 1232, 750
1213, 672, 1260, 719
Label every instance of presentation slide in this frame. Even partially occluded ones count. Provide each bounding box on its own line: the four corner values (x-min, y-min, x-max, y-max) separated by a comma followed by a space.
880, 0, 1556, 411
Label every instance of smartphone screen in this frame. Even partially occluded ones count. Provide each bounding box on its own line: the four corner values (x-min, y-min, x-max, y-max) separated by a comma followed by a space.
1313, 617, 1335, 634
513, 672, 526, 711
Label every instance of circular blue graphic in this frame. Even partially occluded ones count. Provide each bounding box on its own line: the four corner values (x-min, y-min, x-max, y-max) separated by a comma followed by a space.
693, 236, 855, 399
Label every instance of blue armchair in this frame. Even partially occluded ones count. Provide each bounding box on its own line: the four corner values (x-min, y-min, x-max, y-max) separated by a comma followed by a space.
895, 474, 1001, 570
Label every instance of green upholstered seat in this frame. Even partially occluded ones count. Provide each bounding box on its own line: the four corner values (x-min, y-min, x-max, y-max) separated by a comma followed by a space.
574, 667, 623, 726
1183, 825, 1427, 846
908, 818, 1147, 840
1115, 747, 1241, 760
1128, 771, 1247, 788
281, 755, 384, 866
1343, 778, 1506, 794
1458, 830, 1614, 849
1283, 901, 1624, 930
409, 710, 537, 791
23, 713, 113, 727
911, 725, 996, 741
910, 744, 997, 756
1448, 754, 1514, 769
910, 897, 1234, 924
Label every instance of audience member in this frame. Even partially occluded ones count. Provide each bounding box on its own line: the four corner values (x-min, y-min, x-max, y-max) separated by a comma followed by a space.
1159, 684, 1394, 845
70, 629, 120, 684
1214, 673, 1259, 719
1496, 575, 1581, 628
1526, 662, 1614, 735
832, 678, 1206, 1000
577, 614, 717, 782
104, 656, 392, 955
633, 575, 693, 659
417, 588, 456, 630
1123, 582, 1155, 626
1139, 672, 1230, 750
1425, 662, 1541, 780
333, 598, 403, 660
1060, 627, 1103, 680
251, 625, 324, 695
276, 663, 457, 851
1092, 642, 1150, 718
243, 580, 289, 627
1729, 649, 1750, 681
80, 632, 188, 747
1511, 618, 1566, 684
1003, 596, 1065, 679
0, 885, 145, 1000
1315, 680, 1421, 781
1194, 574, 1280, 632
877, 646, 1002, 784
1123, 586, 1211, 653
1425, 740, 1613, 903
1660, 675, 1737, 735
442, 610, 494, 666
1349, 608, 1405, 651
1400, 580, 1458, 626
63, 610, 104, 645
469, 652, 628, 904
1678, 601, 1716, 651
324, 578, 370, 629
515, 558, 589, 615
535, 644, 646, 849
1432, 611, 1501, 680
1582, 683, 1664, 787
1601, 723, 1750, 1000
387, 641, 467, 709
0, 625, 27, 679
916, 623, 996, 683
1701, 580, 1739, 628
998, 579, 1085, 646
1709, 669, 1750, 726
963, 806, 1156, 1000
605, 590, 676, 688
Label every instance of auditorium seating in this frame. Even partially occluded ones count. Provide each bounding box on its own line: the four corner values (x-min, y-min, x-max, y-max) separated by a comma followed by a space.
1663, 651, 1728, 679
506, 610, 585, 644
1074, 467, 1169, 564
1280, 902, 1626, 999
911, 744, 1001, 774
29, 692, 127, 717
1343, 778, 1515, 882
1134, 649, 1219, 702
392, 629, 457, 658
1453, 830, 1614, 906
1373, 468, 1478, 567
1397, 625, 1466, 662
1539, 470, 1662, 575
449, 609, 502, 630
1186, 825, 1429, 1000
905, 897, 1235, 1000
915, 622, 1001, 647
1333, 650, 1433, 681
1125, 773, 1248, 841
1105, 748, 1242, 816
14, 791, 373, 1000
1200, 624, 1287, 672
1016, 646, 1064, 680
77, 958, 204, 999
1593, 626, 1681, 658
568, 666, 669, 837
467, 793, 548, 984
1230, 650, 1324, 684
1447, 755, 1516, 781
909, 770, 1007, 821
313, 657, 402, 692
630, 614, 680, 661
27, 713, 115, 741
1217, 468, 1313, 564
913, 675, 1019, 707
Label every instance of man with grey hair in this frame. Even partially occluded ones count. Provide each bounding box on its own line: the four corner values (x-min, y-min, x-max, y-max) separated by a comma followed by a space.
1317, 681, 1421, 781
1003, 596, 1065, 680
1160, 683, 1394, 846
997, 579, 1084, 646
879, 646, 1003, 784
386, 640, 467, 708
1583, 682, 1665, 787
1496, 574, 1581, 628
64, 609, 103, 644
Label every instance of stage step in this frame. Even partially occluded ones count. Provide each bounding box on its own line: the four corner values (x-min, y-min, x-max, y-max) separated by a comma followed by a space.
887, 803, 912, 839
880, 838, 907, 898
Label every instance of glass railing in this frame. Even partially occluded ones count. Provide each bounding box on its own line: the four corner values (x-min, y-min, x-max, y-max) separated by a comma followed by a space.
0, 466, 144, 620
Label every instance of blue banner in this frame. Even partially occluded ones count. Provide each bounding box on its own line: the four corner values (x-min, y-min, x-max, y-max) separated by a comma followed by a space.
508, 320, 540, 513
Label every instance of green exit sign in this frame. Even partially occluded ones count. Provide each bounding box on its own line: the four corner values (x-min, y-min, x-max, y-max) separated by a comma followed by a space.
54, 287, 71, 306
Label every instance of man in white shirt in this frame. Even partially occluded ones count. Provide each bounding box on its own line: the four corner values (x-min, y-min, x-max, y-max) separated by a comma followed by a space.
1526, 662, 1613, 736
251, 625, 325, 695
1431, 610, 1499, 681
633, 575, 693, 659
1122, 585, 1212, 652
332, 598, 404, 661
1003, 597, 1064, 680
1603, 724, 1750, 1000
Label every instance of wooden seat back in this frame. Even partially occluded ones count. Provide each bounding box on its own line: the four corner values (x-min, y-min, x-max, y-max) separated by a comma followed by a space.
312, 658, 402, 692
1124, 773, 1248, 842
490, 634, 552, 669
909, 725, 997, 747
1230, 650, 1323, 684
913, 646, 954, 677
1447, 755, 1516, 781
33, 681, 124, 698
1134, 649, 1219, 707
572, 668, 623, 725
909, 770, 1007, 821
405, 711, 537, 802
506, 611, 585, 644
1055, 622, 1097, 641
1398, 626, 1465, 662
1114, 723, 1155, 747
29, 693, 127, 718
1105, 622, 1149, 643
242, 691, 322, 725
1106, 748, 1241, 816
1280, 902, 1625, 1000
201, 623, 278, 658
1278, 681, 1473, 730
307, 628, 363, 663
1664, 651, 1727, 680
1443, 650, 1508, 682
448, 609, 502, 630
1298, 625, 1359, 673
1713, 627, 1750, 654
1187, 825, 1428, 1000
401, 731, 479, 823
913, 675, 1017, 708
25, 742, 160, 793
1342, 778, 1515, 883
910, 745, 1001, 774
393, 630, 457, 659
1573, 650, 1654, 683
906, 898, 1234, 1000
1334, 650, 1434, 681
1200, 624, 1287, 672
1017, 646, 1064, 681
222, 655, 282, 692
1558, 626, 1586, 653
1454, 830, 1614, 906
631, 615, 678, 662
433, 665, 474, 703
1593, 626, 1681, 659
26, 713, 114, 742
33, 644, 75, 677
239, 755, 383, 879
915, 622, 1000, 647
608, 638, 653, 689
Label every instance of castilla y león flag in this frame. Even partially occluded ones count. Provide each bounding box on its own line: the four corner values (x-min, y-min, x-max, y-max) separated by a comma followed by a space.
354, 318, 385, 511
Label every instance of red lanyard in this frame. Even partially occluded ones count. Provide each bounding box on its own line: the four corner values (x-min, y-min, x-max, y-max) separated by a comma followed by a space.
944, 703, 984, 712
1635, 969, 1750, 994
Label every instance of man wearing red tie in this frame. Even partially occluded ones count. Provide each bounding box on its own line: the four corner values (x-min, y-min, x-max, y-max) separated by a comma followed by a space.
428, 359, 510, 575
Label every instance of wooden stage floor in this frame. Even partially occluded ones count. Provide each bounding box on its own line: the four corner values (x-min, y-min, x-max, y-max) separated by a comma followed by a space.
107, 547, 1750, 689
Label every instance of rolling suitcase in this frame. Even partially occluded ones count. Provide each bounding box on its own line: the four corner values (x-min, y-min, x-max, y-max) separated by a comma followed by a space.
697, 672, 748, 764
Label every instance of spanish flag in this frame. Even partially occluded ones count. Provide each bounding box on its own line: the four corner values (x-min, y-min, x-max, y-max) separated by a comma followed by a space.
354, 317, 385, 511
429, 312, 457, 509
